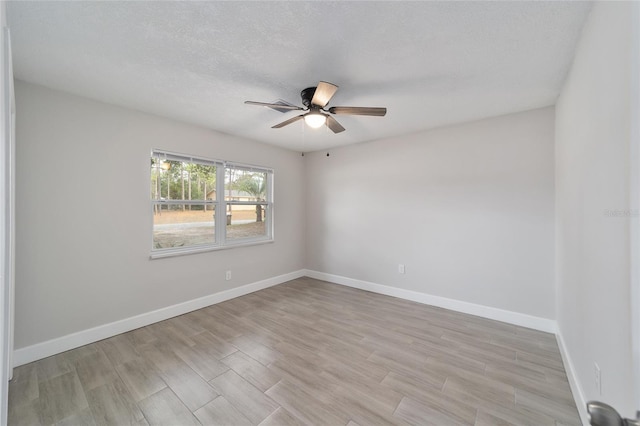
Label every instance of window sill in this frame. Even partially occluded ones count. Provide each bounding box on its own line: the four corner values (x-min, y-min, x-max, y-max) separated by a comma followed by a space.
149, 238, 274, 260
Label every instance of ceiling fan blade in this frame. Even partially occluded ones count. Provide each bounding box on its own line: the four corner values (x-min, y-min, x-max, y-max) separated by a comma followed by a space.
328, 106, 387, 116
245, 101, 303, 111
272, 114, 305, 128
311, 81, 338, 108
326, 115, 345, 134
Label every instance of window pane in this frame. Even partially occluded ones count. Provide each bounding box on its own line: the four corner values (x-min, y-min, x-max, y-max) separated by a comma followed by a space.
225, 205, 267, 241
153, 204, 215, 249
150, 152, 272, 256
151, 157, 216, 202
225, 168, 267, 203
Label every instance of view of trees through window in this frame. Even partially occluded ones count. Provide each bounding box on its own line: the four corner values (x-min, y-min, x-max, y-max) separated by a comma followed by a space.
151, 152, 272, 254
224, 167, 268, 242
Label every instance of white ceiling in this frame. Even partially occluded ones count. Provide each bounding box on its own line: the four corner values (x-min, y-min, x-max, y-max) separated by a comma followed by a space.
7, 1, 592, 152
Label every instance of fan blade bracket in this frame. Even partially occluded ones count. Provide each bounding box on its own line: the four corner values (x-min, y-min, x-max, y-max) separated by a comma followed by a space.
328, 106, 387, 116
311, 81, 339, 108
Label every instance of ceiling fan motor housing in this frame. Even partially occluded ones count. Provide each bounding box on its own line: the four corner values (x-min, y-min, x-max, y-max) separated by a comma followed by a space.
301, 87, 317, 108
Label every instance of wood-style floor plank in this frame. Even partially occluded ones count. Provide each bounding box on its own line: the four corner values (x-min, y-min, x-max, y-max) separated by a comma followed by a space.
74, 349, 120, 391
97, 335, 139, 367
265, 380, 350, 426
8, 277, 581, 425
173, 343, 230, 381
35, 353, 74, 383
159, 361, 218, 412
394, 395, 474, 426
193, 396, 252, 426
114, 358, 166, 402
258, 406, 304, 426
37, 371, 89, 424
221, 350, 280, 392
137, 387, 200, 426
55, 408, 96, 426
85, 379, 145, 426
7, 363, 38, 410
8, 398, 41, 426
209, 370, 278, 424
515, 388, 582, 425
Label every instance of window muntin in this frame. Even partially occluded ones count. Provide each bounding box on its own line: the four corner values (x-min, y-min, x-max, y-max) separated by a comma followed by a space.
150, 151, 273, 258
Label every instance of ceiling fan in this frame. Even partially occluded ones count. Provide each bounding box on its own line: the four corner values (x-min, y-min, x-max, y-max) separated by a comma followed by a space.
245, 81, 386, 134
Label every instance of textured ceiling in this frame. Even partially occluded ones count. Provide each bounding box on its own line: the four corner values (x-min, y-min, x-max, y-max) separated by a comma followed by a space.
7, 1, 592, 152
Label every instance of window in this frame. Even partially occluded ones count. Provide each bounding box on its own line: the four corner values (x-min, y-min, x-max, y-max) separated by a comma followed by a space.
150, 150, 273, 258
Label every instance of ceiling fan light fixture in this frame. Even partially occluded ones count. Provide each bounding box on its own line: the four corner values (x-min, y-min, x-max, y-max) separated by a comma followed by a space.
304, 112, 326, 129
246, 81, 387, 134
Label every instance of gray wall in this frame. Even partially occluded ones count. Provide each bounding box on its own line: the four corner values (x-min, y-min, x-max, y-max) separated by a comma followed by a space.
305, 107, 556, 319
555, 2, 637, 417
14, 81, 306, 349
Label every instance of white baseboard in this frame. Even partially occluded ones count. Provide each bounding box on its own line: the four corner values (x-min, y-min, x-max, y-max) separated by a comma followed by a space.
304, 269, 557, 334
13, 270, 306, 367
556, 331, 589, 425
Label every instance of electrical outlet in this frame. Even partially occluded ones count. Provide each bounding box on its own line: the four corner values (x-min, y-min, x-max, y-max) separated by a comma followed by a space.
594, 362, 601, 395
398, 264, 405, 274
225, 270, 232, 281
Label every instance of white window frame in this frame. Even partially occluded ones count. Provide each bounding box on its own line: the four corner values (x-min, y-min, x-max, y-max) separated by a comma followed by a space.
150, 149, 274, 259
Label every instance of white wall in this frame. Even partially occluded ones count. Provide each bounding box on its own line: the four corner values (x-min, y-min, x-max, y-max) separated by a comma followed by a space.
1, 2, 11, 423
306, 107, 556, 319
555, 2, 637, 418
633, 2, 640, 415
13, 81, 306, 351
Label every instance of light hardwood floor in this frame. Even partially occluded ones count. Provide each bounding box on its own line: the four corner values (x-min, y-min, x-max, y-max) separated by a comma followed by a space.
8, 277, 581, 425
